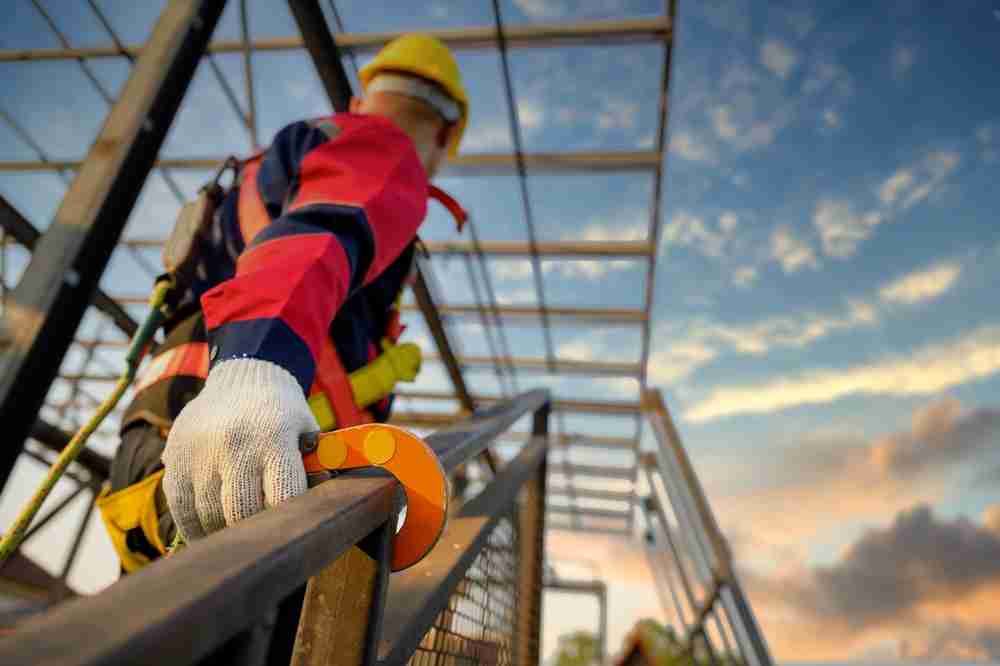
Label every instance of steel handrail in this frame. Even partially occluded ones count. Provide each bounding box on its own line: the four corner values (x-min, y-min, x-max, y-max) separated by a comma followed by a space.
0, 390, 551, 666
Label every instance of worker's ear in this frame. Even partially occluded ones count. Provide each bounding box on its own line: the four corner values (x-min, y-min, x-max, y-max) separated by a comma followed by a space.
435, 123, 456, 151
349, 96, 363, 114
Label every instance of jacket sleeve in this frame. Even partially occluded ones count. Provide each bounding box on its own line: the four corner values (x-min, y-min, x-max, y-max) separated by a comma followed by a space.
200, 114, 428, 393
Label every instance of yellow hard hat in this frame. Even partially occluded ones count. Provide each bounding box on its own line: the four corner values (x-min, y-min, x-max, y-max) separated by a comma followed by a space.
360, 34, 468, 155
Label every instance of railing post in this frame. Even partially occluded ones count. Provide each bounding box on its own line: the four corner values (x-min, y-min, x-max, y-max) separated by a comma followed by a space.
290, 500, 398, 666
517, 401, 549, 666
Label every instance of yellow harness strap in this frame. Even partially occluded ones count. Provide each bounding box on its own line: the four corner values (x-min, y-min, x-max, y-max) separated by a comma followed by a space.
96, 469, 168, 573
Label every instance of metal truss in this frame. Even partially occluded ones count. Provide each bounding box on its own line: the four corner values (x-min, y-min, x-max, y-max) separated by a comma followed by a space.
0, 3, 774, 661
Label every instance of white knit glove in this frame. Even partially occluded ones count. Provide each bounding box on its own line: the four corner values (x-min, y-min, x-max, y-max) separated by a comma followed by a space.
162, 358, 317, 541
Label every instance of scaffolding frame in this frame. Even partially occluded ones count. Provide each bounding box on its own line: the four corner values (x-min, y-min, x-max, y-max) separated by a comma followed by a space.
0, 1, 772, 663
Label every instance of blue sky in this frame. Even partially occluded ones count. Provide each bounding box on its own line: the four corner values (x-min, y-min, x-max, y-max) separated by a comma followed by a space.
1, 0, 999, 662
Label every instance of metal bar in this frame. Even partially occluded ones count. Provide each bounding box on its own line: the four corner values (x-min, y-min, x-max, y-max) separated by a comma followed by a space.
378, 433, 549, 663
22, 482, 90, 543
431, 390, 548, 473
644, 389, 773, 666
462, 253, 511, 395
552, 463, 634, 479
491, 0, 556, 371
546, 505, 630, 522
465, 213, 518, 393
0, 150, 661, 175
290, 511, 396, 666
59, 490, 96, 581
548, 487, 634, 503
239, 0, 259, 149
505, 431, 638, 449
0, 195, 139, 339
0, 474, 397, 666
424, 239, 653, 257
403, 302, 647, 323
287, 0, 352, 112
0, 18, 671, 62
639, 0, 676, 393
546, 524, 632, 537
0, 0, 227, 489
643, 476, 700, 622
398, 391, 642, 415
517, 404, 548, 666
412, 262, 477, 413
432, 354, 640, 376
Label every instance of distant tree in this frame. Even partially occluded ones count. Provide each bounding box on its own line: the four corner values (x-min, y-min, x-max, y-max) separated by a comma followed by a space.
553, 630, 600, 666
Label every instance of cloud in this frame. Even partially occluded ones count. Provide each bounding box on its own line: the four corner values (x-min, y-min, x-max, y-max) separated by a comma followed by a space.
744, 504, 1000, 660
879, 169, 915, 205
543, 258, 632, 280
597, 100, 639, 131
869, 398, 1000, 478
662, 211, 741, 260
732, 266, 758, 288
813, 199, 882, 259
648, 299, 878, 384
647, 341, 718, 385
879, 261, 961, 305
760, 40, 798, 79
684, 324, 1000, 422
710, 105, 779, 150
491, 258, 534, 280
576, 218, 646, 243
461, 120, 509, 151
822, 109, 841, 129
976, 123, 996, 163
887, 150, 960, 211
892, 44, 917, 80
669, 131, 716, 163
517, 99, 545, 131
770, 226, 818, 272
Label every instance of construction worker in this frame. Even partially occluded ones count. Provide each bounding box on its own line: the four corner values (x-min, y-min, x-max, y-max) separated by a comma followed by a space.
97, 34, 468, 572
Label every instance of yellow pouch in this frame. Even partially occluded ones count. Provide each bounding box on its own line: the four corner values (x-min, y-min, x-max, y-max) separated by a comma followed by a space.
96, 469, 168, 573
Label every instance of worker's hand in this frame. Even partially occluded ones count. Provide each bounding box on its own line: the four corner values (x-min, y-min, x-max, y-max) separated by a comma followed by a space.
161, 358, 317, 541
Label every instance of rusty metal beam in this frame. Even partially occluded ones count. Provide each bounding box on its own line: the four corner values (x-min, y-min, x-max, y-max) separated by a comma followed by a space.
397, 390, 641, 415
0, 17, 670, 63
403, 303, 648, 323
0, 150, 660, 175
0, 195, 139, 339
0, 0, 227, 490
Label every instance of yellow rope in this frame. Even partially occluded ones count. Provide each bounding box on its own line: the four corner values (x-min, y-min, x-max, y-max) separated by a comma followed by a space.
0, 278, 174, 565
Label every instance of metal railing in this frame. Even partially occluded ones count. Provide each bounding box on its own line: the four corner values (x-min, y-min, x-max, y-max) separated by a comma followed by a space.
0, 390, 551, 666
641, 389, 772, 666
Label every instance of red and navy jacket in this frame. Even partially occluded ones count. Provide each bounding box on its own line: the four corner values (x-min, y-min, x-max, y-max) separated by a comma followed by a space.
122, 113, 427, 432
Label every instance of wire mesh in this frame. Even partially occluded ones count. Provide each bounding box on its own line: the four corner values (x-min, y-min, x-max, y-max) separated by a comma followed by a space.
409, 512, 520, 666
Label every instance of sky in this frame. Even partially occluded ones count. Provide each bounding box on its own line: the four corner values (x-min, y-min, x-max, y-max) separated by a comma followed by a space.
0, 0, 999, 662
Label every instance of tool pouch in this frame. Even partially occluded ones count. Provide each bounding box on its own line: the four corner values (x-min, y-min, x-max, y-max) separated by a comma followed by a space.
96, 469, 169, 573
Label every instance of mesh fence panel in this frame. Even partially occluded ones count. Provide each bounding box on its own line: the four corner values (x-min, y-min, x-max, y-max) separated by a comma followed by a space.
409, 512, 520, 666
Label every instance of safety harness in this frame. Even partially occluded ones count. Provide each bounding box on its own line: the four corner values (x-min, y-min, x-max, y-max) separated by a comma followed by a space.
98, 151, 465, 569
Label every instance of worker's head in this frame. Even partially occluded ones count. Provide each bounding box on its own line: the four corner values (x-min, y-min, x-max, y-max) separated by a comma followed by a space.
353, 34, 467, 177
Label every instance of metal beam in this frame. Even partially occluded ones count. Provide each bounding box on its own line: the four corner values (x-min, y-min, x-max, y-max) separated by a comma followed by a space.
423, 239, 652, 257
397, 390, 642, 415
551, 463, 635, 480
546, 505, 630, 522
0, 0, 227, 489
0, 17, 670, 62
0, 195, 138, 339
548, 487, 634, 503
402, 303, 647, 323
427, 353, 641, 377
0, 150, 660, 175
29, 420, 111, 481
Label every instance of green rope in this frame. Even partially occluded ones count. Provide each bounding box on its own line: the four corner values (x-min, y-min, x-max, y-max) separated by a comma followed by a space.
0, 277, 175, 565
